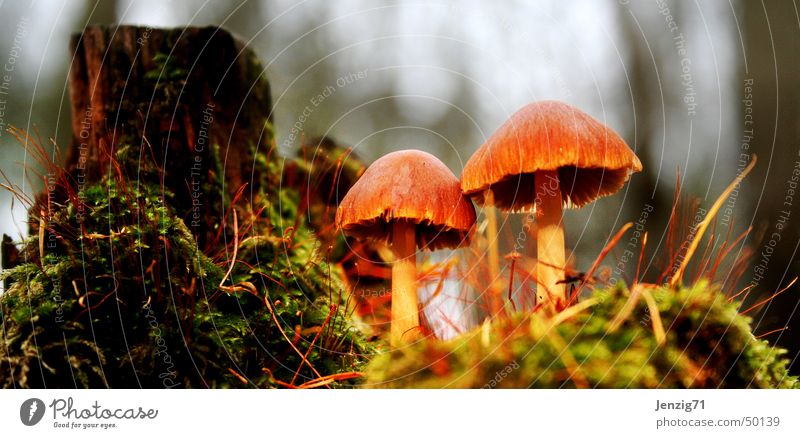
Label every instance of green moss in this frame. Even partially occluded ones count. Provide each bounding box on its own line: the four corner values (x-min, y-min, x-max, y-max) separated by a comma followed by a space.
365, 282, 798, 388
0, 138, 375, 388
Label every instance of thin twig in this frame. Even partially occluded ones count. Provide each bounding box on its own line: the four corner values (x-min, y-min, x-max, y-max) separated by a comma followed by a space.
740, 277, 797, 316
297, 372, 364, 389
263, 294, 326, 384
755, 326, 788, 339
290, 304, 337, 385
572, 222, 633, 304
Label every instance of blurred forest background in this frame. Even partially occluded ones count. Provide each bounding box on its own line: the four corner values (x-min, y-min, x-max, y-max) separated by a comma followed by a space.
0, 0, 798, 370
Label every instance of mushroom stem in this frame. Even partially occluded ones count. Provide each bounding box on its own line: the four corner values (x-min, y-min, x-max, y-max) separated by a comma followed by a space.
485, 190, 503, 314
535, 169, 566, 307
391, 220, 419, 345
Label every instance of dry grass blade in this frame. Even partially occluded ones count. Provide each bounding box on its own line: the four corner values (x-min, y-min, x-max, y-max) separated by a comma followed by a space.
634, 232, 648, 284
640, 286, 666, 345
38, 215, 45, 262
606, 284, 642, 333
218, 209, 239, 288
550, 297, 599, 327
669, 156, 757, 287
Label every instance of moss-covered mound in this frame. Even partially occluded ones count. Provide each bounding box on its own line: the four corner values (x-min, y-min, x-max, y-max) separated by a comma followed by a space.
365, 282, 797, 388
0, 26, 377, 388
0, 137, 375, 389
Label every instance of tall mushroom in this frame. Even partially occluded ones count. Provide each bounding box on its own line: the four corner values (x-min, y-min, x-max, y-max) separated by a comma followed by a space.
461, 101, 642, 308
336, 150, 476, 345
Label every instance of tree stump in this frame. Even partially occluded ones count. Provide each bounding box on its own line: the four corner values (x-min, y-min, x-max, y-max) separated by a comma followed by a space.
57, 25, 272, 245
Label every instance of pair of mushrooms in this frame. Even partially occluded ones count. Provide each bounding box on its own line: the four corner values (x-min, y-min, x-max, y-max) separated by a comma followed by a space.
336, 100, 641, 345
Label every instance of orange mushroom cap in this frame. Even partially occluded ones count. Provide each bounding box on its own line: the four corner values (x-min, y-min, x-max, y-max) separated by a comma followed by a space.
461, 100, 642, 212
336, 149, 476, 250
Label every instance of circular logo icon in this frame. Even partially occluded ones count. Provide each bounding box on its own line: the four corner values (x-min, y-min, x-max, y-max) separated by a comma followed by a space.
20, 398, 45, 426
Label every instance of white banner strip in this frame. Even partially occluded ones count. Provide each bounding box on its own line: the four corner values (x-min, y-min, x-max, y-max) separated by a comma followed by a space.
1, 389, 798, 437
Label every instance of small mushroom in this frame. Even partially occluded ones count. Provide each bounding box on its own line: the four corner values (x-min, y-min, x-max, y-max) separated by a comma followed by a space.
462, 101, 642, 308
336, 150, 476, 345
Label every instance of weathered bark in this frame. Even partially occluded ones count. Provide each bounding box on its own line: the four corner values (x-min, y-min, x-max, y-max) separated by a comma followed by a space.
55, 26, 272, 245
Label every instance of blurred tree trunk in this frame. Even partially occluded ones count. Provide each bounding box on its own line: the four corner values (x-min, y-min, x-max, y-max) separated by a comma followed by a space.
82, 0, 118, 25
742, 0, 800, 368
616, 4, 674, 277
